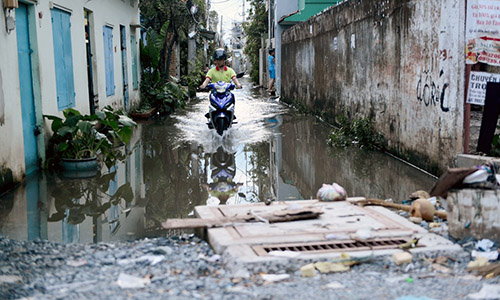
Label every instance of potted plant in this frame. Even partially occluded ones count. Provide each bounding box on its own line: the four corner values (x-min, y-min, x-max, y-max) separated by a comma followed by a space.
44, 107, 136, 177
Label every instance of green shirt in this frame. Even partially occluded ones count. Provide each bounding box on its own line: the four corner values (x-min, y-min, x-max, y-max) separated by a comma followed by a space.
206, 66, 236, 83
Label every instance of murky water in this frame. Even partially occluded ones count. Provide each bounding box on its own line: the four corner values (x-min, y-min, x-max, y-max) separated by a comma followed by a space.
0, 78, 437, 243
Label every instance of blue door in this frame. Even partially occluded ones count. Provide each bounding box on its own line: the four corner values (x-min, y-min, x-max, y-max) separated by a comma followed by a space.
51, 8, 75, 110
103, 26, 115, 96
120, 26, 129, 110
16, 3, 39, 174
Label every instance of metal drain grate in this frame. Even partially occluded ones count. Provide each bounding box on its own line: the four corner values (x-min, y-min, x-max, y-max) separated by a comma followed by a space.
252, 238, 418, 256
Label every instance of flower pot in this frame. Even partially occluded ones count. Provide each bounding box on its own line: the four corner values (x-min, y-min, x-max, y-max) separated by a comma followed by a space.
130, 107, 157, 120
60, 157, 98, 178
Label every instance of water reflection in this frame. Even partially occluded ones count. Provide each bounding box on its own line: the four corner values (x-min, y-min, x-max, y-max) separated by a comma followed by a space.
203, 147, 239, 205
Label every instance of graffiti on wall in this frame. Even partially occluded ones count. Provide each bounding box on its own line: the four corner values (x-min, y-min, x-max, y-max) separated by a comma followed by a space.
416, 69, 450, 112
0, 70, 4, 125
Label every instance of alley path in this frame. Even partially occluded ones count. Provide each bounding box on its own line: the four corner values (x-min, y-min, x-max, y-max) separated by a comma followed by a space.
0, 77, 437, 244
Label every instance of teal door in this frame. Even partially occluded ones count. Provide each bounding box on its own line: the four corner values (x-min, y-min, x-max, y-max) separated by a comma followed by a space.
51, 8, 75, 110
120, 26, 129, 110
16, 3, 39, 174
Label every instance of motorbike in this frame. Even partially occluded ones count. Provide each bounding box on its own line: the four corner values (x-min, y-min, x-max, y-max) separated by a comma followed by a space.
206, 81, 236, 136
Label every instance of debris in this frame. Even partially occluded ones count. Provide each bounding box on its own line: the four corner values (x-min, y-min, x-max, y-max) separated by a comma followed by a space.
118, 255, 165, 266
431, 263, 452, 274
409, 217, 423, 224
153, 246, 174, 255
66, 259, 87, 267
404, 263, 414, 272
467, 284, 500, 299
429, 167, 477, 198
314, 262, 350, 273
398, 238, 419, 250
260, 274, 290, 283
199, 254, 221, 263
268, 250, 301, 258
162, 206, 324, 229
0, 275, 22, 284
471, 239, 499, 261
350, 228, 372, 241
300, 263, 317, 277
116, 273, 151, 289
385, 275, 409, 283
463, 169, 489, 184
434, 256, 449, 265
472, 250, 499, 261
325, 233, 350, 240
324, 281, 345, 289
429, 222, 441, 228
467, 257, 490, 270
350, 198, 447, 220
316, 183, 347, 201
393, 252, 413, 265
396, 297, 437, 300
410, 198, 435, 222
409, 190, 431, 200
468, 263, 500, 278
476, 239, 495, 252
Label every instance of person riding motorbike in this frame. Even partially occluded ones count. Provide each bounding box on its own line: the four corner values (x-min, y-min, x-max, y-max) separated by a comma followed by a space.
199, 49, 242, 90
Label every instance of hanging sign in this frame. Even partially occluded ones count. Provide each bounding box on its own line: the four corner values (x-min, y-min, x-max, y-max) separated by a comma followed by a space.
466, 0, 500, 66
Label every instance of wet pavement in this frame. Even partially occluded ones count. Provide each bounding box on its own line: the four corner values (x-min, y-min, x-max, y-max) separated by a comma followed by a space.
0, 78, 437, 243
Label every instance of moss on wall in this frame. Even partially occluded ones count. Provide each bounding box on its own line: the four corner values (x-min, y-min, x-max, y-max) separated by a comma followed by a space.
0, 166, 15, 195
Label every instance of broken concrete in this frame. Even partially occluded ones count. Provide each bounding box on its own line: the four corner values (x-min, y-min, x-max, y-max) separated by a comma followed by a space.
447, 189, 500, 242
195, 199, 463, 264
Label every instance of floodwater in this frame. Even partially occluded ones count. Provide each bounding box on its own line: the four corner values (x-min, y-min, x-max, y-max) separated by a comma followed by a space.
0, 78, 437, 243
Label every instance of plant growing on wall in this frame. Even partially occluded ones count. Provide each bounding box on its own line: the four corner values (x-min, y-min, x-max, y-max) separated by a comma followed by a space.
243, 0, 268, 83
328, 109, 385, 150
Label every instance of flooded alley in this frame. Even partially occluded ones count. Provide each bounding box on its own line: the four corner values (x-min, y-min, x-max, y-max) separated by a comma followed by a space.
0, 79, 436, 244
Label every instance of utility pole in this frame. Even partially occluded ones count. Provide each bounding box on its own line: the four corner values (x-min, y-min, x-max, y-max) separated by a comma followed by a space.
242, 0, 245, 23
187, 2, 197, 74
220, 15, 224, 47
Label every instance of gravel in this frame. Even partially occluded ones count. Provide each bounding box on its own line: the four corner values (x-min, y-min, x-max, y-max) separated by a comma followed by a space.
0, 235, 499, 300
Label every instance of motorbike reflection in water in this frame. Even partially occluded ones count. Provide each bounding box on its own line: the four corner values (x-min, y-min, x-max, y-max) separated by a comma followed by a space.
202, 147, 259, 206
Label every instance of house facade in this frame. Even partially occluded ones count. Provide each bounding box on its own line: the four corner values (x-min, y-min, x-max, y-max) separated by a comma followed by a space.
0, 0, 141, 192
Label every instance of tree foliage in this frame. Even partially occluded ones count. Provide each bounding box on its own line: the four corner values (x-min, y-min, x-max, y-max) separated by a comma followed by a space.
139, 0, 207, 78
243, 0, 268, 83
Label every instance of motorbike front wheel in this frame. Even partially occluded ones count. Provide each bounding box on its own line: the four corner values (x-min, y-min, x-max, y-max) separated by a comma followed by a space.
216, 118, 227, 136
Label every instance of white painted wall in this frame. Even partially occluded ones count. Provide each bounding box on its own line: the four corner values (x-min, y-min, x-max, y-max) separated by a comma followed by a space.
0, 3, 26, 182
0, 0, 140, 185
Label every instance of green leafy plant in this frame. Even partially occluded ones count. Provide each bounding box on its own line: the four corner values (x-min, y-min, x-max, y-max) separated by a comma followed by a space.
181, 59, 205, 97
44, 107, 137, 169
243, 0, 268, 83
140, 26, 189, 115
328, 109, 385, 150
491, 130, 500, 157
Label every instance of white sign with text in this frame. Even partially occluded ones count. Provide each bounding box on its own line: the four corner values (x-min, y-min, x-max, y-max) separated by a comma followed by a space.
467, 71, 500, 105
